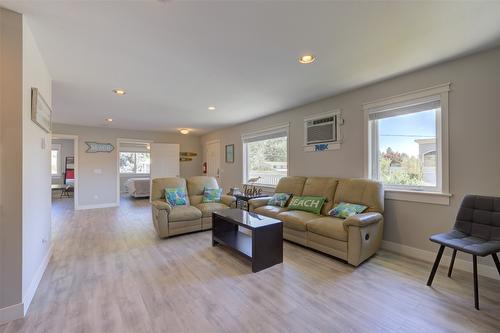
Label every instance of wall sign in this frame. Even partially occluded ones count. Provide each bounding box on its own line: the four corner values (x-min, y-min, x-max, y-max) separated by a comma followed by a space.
31, 87, 52, 133
303, 142, 341, 152
85, 142, 115, 153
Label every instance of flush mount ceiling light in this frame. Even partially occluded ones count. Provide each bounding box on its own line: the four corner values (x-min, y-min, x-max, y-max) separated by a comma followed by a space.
208, 106, 216, 111
298, 54, 316, 64
179, 129, 190, 135
105, 118, 113, 122
112, 89, 126, 95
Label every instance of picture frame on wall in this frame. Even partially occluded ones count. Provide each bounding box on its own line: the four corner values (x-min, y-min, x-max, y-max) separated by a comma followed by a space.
225, 144, 234, 163
31, 87, 52, 133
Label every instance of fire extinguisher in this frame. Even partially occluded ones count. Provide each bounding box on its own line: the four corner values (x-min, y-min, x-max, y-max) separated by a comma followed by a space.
202, 162, 207, 174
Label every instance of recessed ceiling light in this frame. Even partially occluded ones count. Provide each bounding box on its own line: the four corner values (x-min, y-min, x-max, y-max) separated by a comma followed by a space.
112, 89, 126, 95
179, 129, 189, 135
208, 106, 216, 111
299, 54, 316, 64
105, 118, 113, 122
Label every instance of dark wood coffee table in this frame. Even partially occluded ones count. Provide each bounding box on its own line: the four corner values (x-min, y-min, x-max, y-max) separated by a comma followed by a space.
212, 209, 283, 273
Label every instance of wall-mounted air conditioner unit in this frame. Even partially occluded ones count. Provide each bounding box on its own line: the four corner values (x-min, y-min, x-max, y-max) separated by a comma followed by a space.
304, 111, 342, 152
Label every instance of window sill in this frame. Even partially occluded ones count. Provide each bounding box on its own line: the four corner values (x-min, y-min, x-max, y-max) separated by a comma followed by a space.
385, 189, 451, 205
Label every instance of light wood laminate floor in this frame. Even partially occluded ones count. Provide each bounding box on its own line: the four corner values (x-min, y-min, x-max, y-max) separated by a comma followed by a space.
1, 196, 499, 333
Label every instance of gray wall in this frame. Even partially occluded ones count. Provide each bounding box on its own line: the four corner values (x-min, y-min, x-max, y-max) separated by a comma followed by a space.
52, 123, 202, 207
51, 139, 74, 185
0, 8, 23, 311
201, 46, 500, 267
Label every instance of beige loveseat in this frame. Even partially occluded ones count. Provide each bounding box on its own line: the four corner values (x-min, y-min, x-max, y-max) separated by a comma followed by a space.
151, 176, 235, 238
249, 176, 384, 266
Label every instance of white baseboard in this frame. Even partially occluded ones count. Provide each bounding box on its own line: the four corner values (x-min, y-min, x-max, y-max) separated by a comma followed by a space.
0, 244, 54, 324
382, 240, 499, 280
0, 303, 24, 324
76, 202, 119, 210
22, 244, 53, 316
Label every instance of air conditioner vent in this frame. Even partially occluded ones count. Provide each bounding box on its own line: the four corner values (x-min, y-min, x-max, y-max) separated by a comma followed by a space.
304, 113, 339, 145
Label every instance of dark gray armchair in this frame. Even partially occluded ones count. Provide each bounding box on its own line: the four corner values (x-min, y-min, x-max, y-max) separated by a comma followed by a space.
426, 195, 500, 310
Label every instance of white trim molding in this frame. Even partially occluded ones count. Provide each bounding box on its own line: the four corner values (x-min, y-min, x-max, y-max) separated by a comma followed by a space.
23, 245, 53, 315
385, 189, 452, 205
382, 241, 499, 280
363, 83, 451, 205
0, 303, 24, 323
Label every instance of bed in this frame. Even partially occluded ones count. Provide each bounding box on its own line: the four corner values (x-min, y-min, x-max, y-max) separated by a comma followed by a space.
125, 178, 150, 198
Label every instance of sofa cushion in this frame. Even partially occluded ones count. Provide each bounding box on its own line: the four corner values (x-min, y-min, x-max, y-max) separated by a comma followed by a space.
334, 179, 384, 213
302, 177, 339, 215
195, 202, 229, 217
187, 176, 219, 196
275, 176, 307, 195
151, 177, 187, 202
307, 217, 348, 241
165, 187, 188, 206
287, 196, 326, 215
254, 205, 288, 219
202, 188, 222, 203
267, 193, 292, 207
277, 210, 321, 231
329, 202, 367, 219
169, 205, 202, 222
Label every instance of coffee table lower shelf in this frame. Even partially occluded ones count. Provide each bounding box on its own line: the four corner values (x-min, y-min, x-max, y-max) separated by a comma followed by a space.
212, 231, 252, 259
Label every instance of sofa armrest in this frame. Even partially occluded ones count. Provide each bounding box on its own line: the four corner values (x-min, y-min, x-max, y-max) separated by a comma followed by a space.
220, 195, 236, 207
344, 212, 383, 228
151, 200, 172, 213
248, 197, 272, 210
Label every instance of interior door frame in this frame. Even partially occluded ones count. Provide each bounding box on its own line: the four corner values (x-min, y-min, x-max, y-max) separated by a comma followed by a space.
52, 133, 79, 210
205, 139, 221, 183
116, 138, 153, 204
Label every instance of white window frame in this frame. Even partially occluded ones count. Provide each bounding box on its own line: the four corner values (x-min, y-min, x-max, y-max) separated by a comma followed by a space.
51, 144, 62, 177
363, 83, 451, 205
242, 123, 290, 188
119, 151, 151, 175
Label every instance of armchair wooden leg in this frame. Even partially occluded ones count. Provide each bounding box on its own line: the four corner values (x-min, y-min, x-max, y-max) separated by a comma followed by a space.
492, 252, 500, 277
473, 255, 479, 310
448, 249, 457, 278
427, 245, 445, 286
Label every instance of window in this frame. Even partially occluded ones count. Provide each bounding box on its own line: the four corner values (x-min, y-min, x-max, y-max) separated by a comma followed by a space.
364, 83, 450, 204
51, 144, 61, 176
242, 124, 289, 187
119, 152, 150, 174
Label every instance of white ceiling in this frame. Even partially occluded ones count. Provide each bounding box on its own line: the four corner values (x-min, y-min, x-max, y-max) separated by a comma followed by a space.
3, 1, 500, 134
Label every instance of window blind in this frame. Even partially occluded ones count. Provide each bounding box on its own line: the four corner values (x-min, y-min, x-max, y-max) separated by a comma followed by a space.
368, 99, 440, 121
242, 125, 288, 143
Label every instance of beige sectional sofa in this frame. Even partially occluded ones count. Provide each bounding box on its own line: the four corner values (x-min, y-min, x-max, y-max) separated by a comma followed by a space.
151, 176, 235, 238
249, 176, 384, 266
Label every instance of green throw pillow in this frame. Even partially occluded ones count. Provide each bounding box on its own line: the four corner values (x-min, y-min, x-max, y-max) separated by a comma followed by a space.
202, 188, 222, 203
165, 187, 187, 206
329, 202, 368, 219
287, 196, 326, 215
268, 193, 292, 208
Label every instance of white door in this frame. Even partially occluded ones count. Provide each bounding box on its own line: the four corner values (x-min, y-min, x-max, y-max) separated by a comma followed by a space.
206, 141, 221, 182
150, 143, 180, 181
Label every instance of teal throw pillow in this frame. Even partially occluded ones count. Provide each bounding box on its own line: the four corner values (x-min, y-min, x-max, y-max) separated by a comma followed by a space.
287, 196, 326, 215
202, 188, 222, 203
329, 202, 368, 219
268, 193, 292, 208
165, 187, 187, 206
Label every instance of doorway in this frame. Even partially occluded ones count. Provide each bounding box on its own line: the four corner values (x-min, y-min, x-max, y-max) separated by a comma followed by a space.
116, 139, 180, 205
51, 134, 78, 233
206, 140, 221, 184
